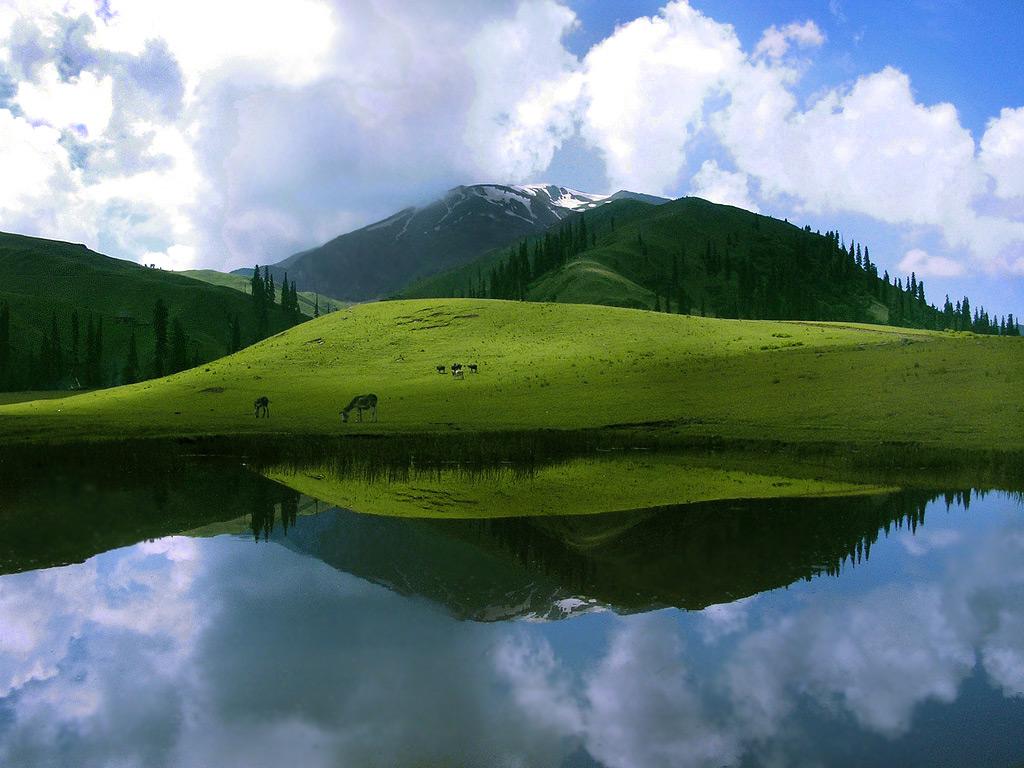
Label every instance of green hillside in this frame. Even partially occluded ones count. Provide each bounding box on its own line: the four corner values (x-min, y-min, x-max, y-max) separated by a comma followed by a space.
181, 269, 346, 317
402, 197, 1019, 335
401, 198, 657, 300
0, 232, 299, 391
2, 299, 1021, 460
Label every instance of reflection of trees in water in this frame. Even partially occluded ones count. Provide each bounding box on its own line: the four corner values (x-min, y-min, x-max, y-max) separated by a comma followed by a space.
249, 487, 301, 542
0, 444, 305, 574
445, 490, 980, 611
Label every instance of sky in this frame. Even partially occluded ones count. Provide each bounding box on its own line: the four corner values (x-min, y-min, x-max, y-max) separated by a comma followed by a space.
0, 0, 1022, 316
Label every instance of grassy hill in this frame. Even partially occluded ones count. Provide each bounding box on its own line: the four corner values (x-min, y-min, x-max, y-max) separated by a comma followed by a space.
2, 299, 1021, 461
401, 197, 1018, 335
180, 269, 346, 317
0, 232, 298, 390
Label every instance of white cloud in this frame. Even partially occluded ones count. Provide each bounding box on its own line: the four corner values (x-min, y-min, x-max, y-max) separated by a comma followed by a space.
462, 0, 582, 181
754, 20, 825, 60
88, 0, 335, 97
690, 159, 759, 211
578, 1, 744, 195
980, 106, 1024, 199
898, 248, 965, 278
716, 65, 1024, 273
13, 62, 113, 136
0, 0, 1021, 285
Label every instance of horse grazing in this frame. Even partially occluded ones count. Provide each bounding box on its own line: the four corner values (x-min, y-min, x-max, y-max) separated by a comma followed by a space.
436, 365, 446, 374
467, 364, 478, 374
341, 393, 378, 422
253, 396, 270, 418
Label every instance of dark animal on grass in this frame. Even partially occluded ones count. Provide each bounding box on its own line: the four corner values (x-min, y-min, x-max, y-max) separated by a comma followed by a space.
451, 363, 462, 376
436, 365, 446, 374
341, 393, 378, 422
468, 364, 478, 374
254, 396, 270, 418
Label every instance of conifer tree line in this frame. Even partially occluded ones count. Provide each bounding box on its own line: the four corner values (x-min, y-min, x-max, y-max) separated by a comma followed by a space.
458, 212, 1021, 336
250, 264, 303, 332
0, 275, 311, 391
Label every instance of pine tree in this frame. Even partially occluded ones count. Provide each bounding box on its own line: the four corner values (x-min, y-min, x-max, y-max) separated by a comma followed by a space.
50, 312, 63, 383
251, 264, 264, 304
314, 294, 320, 318
0, 300, 9, 379
170, 318, 188, 373
93, 315, 103, 387
153, 299, 169, 377
85, 314, 95, 385
123, 329, 139, 384
70, 310, 79, 375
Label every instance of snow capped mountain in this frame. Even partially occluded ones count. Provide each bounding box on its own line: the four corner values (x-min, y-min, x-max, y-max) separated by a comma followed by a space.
260, 183, 667, 302
464, 183, 610, 218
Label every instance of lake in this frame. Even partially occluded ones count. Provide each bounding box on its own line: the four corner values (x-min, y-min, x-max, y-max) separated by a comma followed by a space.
0, 446, 1022, 767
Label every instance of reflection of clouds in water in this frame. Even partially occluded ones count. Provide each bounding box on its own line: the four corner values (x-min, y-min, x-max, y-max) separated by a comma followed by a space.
698, 595, 759, 643
726, 584, 974, 736
582, 615, 739, 768
0, 501, 1021, 768
899, 527, 962, 556
504, 509, 1024, 767
0, 537, 582, 768
0, 537, 203, 767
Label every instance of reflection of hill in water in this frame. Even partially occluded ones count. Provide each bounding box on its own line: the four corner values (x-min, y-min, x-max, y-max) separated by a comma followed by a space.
273, 490, 957, 620
0, 449, 293, 574
0, 442, 979, 620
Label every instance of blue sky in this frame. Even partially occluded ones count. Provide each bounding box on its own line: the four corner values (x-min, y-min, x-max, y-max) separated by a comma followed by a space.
0, 0, 1021, 317
554, 0, 1024, 315
571, 1, 1024, 138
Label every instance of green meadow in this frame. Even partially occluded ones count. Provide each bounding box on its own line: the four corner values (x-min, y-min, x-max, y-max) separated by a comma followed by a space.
264, 453, 890, 519
2, 298, 1021, 460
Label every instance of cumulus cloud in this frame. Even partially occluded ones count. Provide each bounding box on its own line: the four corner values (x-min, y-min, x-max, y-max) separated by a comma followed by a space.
980, 106, 1024, 199
690, 159, 760, 211
0, 0, 1022, 282
578, 1, 744, 196
754, 20, 826, 60
898, 248, 965, 278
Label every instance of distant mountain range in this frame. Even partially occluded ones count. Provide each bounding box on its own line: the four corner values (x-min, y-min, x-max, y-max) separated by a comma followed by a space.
235, 184, 668, 302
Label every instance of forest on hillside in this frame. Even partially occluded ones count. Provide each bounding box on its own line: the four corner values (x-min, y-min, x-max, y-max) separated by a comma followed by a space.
467, 208, 1019, 336
0, 266, 308, 392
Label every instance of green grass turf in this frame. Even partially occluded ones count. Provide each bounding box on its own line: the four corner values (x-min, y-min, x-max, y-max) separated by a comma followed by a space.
180, 269, 346, 317
0, 391, 86, 405
264, 453, 890, 519
1, 298, 1021, 453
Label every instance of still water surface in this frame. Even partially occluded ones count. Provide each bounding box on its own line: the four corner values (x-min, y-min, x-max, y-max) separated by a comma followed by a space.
0, 454, 1022, 767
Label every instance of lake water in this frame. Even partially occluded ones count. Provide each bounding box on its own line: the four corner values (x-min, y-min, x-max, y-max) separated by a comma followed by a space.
0, 451, 1022, 767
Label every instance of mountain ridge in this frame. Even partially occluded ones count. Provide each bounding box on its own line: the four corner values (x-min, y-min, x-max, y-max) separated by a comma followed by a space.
237, 184, 669, 301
